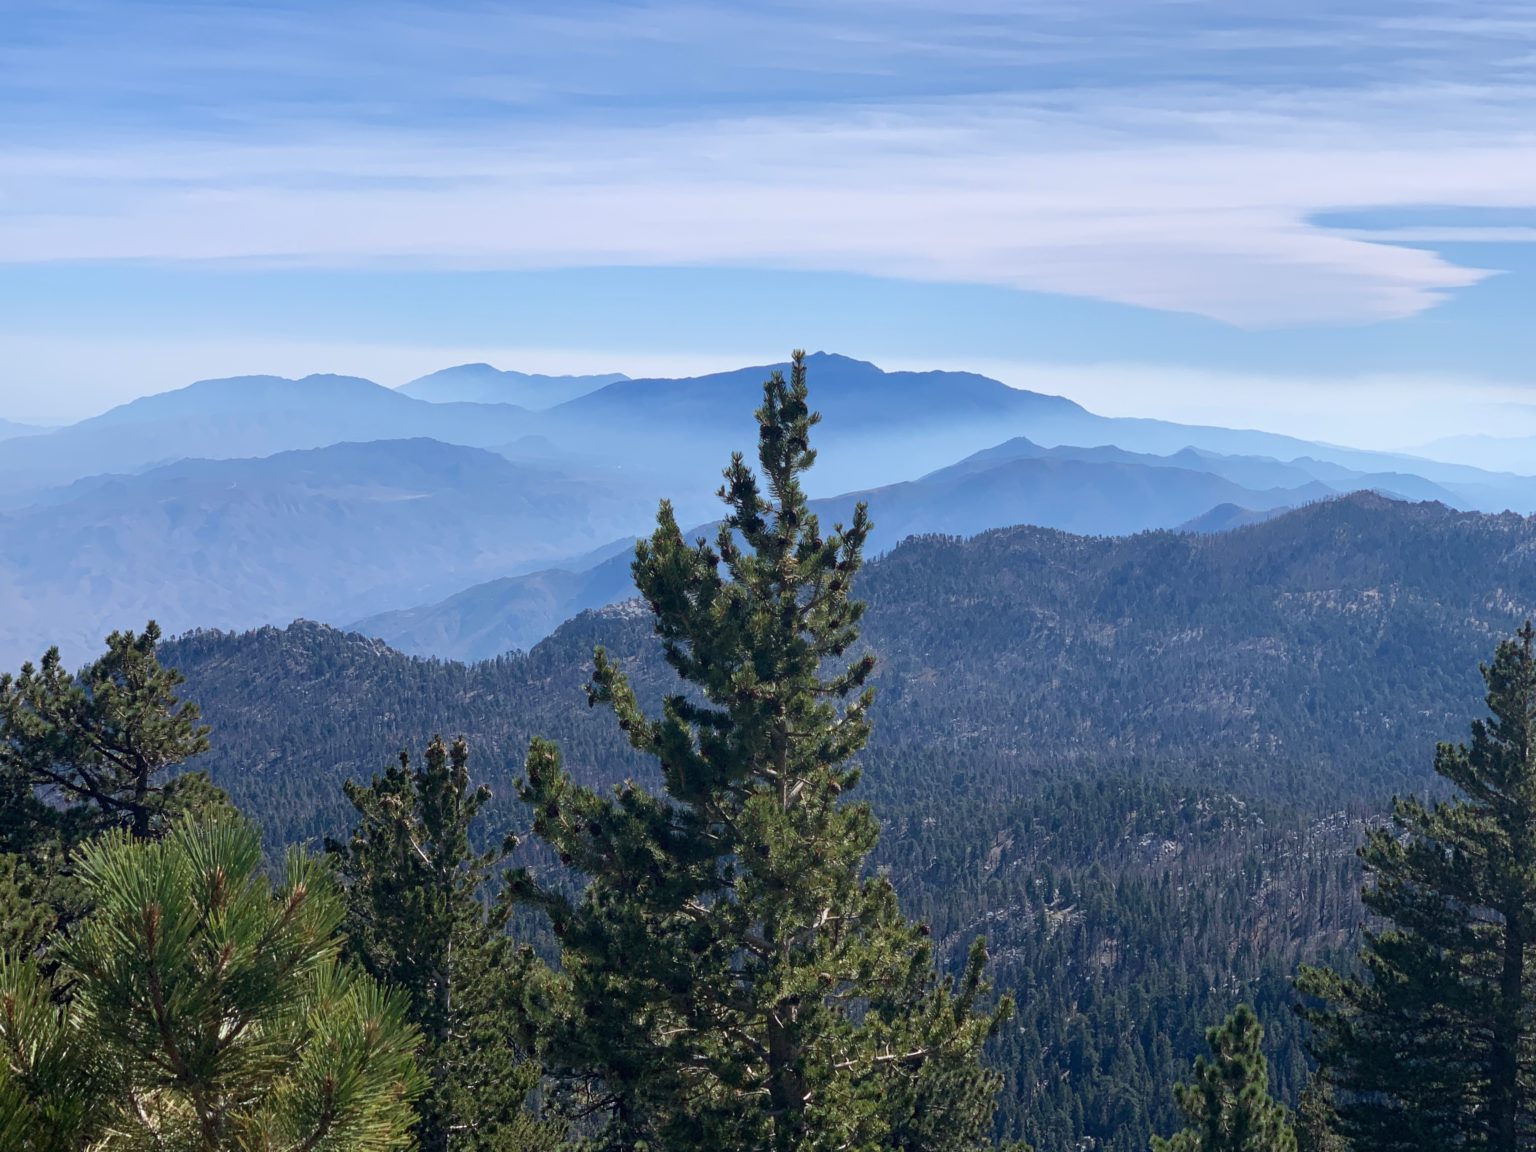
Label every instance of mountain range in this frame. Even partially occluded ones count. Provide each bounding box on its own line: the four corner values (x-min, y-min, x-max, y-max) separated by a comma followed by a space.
12, 351, 1536, 1152
144, 489, 1534, 1152
0, 374, 542, 500
12, 354, 1534, 506
8, 350, 1536, 669
0, 438, 656, 666
349, 437, 1464, 661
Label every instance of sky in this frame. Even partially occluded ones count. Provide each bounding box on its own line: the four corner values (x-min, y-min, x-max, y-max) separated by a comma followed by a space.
3, 0, 1536, 449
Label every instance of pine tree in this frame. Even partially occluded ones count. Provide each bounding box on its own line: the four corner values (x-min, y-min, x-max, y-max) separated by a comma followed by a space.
1300, 622, 1536, 1152
0, 622, 218, 839
1152, 1005, 1296, 1152
510, 351, 1014, 1151
0, 622, 229, 955
330, 736, 560, 1152
0, 817, 423, 1151
1294, 1076, 1346, 1152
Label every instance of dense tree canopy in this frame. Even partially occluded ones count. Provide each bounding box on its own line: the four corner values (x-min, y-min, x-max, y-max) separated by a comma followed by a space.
19, 368, 1536, 1150
1302, 622, 1536, 1152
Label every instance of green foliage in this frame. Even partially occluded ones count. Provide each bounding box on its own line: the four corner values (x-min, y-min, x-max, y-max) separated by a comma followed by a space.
0, 622, 216, 838
168, 494, 1536, 841
511, 352, 1013, 1151
0, 817, 423, 1152
1294, 1077, 1345, 1152
0, 950, 111, 1151
330, 736, 560, 1152
0, 622, 230, 956
878, 773, 1362, 1151
1151, 1005, 1295, 1152
1301, 622, 1536, 1152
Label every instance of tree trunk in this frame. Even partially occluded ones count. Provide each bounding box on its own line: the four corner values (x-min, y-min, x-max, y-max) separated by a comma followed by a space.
1491, 897, 1523, 1152
766, 1001, 806, 1152
131, 759, 151, 839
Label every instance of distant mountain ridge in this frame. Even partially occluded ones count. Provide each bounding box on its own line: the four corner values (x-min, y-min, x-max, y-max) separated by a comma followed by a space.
350, 438, 1459, 661
0, 418, 45, 442
399, 363, 628, 408
1179, 503, 1292, 533
0, 374, 538, 500
12, 351, 1536, 671
7, 354, 1536, 512
162, 490, 1528, 1152
0, 438, 657, 666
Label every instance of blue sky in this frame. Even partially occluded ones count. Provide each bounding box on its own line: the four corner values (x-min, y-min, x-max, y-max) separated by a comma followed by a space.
3, 0, 1536, 449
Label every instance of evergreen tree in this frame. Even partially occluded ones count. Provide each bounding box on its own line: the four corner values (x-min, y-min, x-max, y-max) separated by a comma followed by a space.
0, 950, 111, 1152
0, 817, 423, 1151
1300, 623, 1536, 1152
0, 622, 217, 839
0, 622, 228, 955
1294, 1077, 1345, 1152
510, 351, 1014, 1151
1152, 1005, 1296, 1152
331, 736, 559, 1152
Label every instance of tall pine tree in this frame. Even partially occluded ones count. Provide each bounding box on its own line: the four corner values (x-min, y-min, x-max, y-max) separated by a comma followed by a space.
510, 351, 1013, 1152
1152, 1005, 1295, 1152
1301, 623, 1536, 1152
331, 737, 560, 1152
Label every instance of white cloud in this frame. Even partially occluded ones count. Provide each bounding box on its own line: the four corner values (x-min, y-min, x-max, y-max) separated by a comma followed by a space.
2, 102, 1529, 326
3, 1, 1536, 326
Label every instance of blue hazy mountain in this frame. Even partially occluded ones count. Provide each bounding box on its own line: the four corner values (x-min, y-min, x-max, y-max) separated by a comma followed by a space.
348, 560, 643, 664
1178, 502, 1295, 533
539, 352, 1097, 493
1415, 433, 1536, 475
0, 438, 658, 667
0, 374, 539, 500
540, 353, 1536, 505
188, 491, 1536, 835
957, 438, 1464, 506
350, 439, 1367, 660
0, 418, 45, 442
7, 355, 1534, 514
10, 353, 1536, 669
399, 363, 628, 408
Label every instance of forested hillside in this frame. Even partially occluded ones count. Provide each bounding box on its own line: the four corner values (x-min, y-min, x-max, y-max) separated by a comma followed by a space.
153, 490, 1535, 1149
172, 492, 1535, 828
352, 454, 1485, 663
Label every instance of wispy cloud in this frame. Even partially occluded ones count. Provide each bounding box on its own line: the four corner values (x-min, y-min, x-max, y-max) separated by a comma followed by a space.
3, 0, 1536, 327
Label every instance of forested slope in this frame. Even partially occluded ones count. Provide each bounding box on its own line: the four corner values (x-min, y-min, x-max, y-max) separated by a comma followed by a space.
152, 491, 1536, 1149
169, 492, 1536, 830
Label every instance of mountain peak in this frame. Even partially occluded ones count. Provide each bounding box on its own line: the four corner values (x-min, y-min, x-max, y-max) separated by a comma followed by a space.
400, 363, 627, 407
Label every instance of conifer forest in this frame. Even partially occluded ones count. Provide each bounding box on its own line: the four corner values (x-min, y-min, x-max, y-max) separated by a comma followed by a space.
8, 354, 1536, 1152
